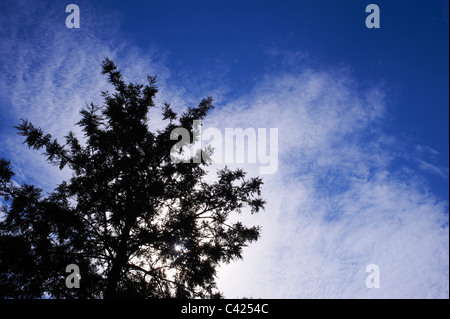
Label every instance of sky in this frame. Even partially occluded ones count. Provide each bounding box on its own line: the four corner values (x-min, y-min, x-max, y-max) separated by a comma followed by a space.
0, 0, 448, 298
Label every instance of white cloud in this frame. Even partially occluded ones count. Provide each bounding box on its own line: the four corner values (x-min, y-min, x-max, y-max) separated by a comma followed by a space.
212, 70, 449, 299
0, 1, 185, 188
418, 160, 449, 179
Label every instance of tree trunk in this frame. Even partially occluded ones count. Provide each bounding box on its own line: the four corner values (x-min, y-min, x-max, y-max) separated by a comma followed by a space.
104, 214, 134, 298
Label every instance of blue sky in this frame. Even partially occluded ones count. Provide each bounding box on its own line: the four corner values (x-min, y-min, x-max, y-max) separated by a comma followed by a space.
0, 0, 448, 298
102, 0, 449, 198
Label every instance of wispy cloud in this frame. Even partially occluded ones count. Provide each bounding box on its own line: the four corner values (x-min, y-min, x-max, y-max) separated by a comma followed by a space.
418, 160, 449, 179
0, 1, 183, 188
413, 146, 449, 179
211, 67, 449, 299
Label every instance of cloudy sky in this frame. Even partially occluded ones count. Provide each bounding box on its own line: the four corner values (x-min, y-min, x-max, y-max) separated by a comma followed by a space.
0, 0, 448, 298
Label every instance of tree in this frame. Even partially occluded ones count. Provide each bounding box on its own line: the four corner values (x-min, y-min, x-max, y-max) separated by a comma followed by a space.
0, 58, 265, 299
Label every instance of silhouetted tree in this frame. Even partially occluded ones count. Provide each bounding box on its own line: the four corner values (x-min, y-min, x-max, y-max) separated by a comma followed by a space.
0, 58, 265, 299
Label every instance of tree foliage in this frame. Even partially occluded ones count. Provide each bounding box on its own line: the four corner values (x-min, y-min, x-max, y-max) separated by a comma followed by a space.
0, 58, 265, 299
